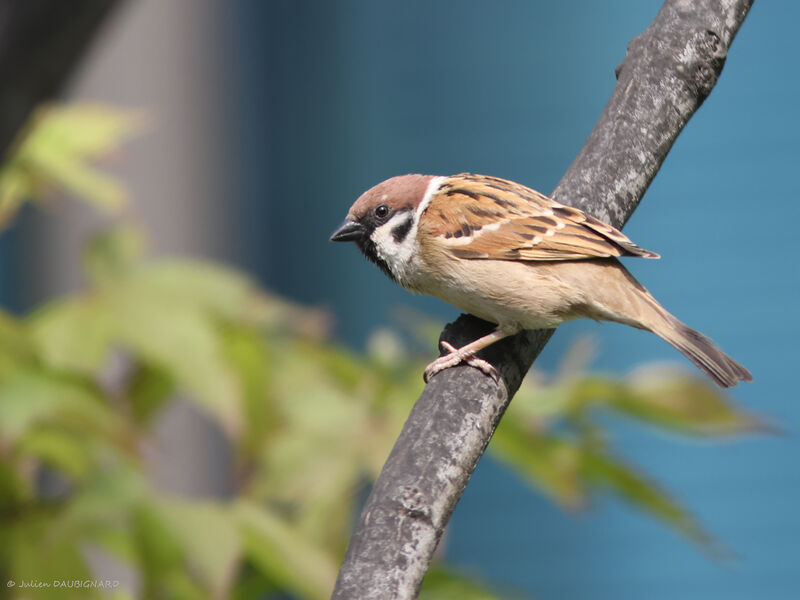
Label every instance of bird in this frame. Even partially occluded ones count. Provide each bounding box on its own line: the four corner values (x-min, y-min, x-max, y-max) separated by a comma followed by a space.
330, 173, 752, 388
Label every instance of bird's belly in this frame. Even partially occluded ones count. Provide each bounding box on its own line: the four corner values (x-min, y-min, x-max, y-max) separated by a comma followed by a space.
407, 257, 577, 330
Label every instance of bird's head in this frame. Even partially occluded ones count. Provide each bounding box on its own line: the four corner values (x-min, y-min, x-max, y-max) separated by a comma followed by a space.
330, 174, 439, 283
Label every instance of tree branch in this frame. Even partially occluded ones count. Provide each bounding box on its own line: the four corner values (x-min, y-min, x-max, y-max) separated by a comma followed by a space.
331, 1, 754, 598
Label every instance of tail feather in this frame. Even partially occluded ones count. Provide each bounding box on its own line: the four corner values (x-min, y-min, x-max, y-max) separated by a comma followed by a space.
658, 318, 753, 388
599, 263, 752, 388
561, 259, 752, 388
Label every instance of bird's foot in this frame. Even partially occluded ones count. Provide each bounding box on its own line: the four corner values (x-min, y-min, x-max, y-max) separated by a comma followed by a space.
423, 341, 499, 383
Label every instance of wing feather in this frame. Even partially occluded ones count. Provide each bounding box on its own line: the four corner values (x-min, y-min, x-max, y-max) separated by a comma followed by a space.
423, 173, 659, 262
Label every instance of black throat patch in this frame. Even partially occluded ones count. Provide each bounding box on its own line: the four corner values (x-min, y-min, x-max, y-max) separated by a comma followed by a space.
357, 237, 397, 283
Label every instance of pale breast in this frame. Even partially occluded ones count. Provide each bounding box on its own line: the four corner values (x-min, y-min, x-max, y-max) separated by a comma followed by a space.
409, 241, 583, 329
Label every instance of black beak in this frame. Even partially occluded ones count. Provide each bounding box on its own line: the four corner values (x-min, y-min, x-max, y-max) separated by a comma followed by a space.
330, 219, 364, 242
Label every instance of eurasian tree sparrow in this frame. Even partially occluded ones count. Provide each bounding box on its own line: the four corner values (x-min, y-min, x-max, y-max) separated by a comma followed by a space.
330, 173, 752, 388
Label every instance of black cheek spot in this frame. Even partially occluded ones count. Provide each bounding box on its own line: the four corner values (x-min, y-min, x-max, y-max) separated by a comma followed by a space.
391, 216, 413, 243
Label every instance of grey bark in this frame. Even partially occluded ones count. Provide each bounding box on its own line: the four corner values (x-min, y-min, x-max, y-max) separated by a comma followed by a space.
0, 0, 122, 157
331, 1, 754, 599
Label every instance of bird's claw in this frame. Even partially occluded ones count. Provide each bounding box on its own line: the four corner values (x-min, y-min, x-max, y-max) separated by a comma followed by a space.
423, 341, 500, 383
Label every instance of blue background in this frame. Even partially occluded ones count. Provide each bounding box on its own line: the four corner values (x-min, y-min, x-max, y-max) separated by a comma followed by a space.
229, 2, 798, 598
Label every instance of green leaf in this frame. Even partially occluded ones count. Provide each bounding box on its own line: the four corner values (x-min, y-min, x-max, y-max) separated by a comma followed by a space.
420, 567, 511, 600
0, 308, 34, 361
221, 326, 281, 453
5, 515, 97, 600
230, 569, 280, 600
0, 460, 33, 512
572, 371, 767, 436
491, 423, 585, 509
0, 308, 36, 378
32, 146, 129, 210
0, 371, 125, 444
257, 424, 362, 548
235, 500, 338, 600
107, 282, 243, 438
124, 361, 175, 425
27, 104, 145, 158
132, 502, 207, 600
492, 418, 722, 554
0, 103, 145, 229
581, 447, 724, 555
30, 259, 247, 437
130, 260, 256, 321
83, 225, 146, 284
0, 165, 31, 228
15, 427, 94, 479
29, 296, 116, 375
148, 498, 241, 598
45, 465, 146, 569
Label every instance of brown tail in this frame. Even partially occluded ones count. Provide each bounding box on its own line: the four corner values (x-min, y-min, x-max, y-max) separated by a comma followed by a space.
584, 261, 753, 388
653, 315, 753, 388
626, 279, 752, 388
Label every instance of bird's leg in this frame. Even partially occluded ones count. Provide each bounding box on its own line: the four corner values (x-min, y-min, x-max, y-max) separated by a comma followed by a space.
423, 325, 519, 383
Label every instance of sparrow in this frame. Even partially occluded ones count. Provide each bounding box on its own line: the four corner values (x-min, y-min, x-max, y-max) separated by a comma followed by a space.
330, 173, 752, 388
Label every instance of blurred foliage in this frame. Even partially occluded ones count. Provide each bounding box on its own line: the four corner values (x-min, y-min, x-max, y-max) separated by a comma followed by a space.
0, 104, 144, 229
0, 104, 764, 599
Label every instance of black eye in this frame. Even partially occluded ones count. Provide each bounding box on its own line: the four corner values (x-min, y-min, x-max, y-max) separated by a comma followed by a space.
374, 204, 390, 220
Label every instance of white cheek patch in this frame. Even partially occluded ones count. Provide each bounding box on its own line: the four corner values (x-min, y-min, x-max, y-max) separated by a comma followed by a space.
371, 212, 417, 279
370, 176, 445, 285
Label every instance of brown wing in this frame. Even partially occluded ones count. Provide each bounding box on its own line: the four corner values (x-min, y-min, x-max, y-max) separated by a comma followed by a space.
422, 173, 659, 261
